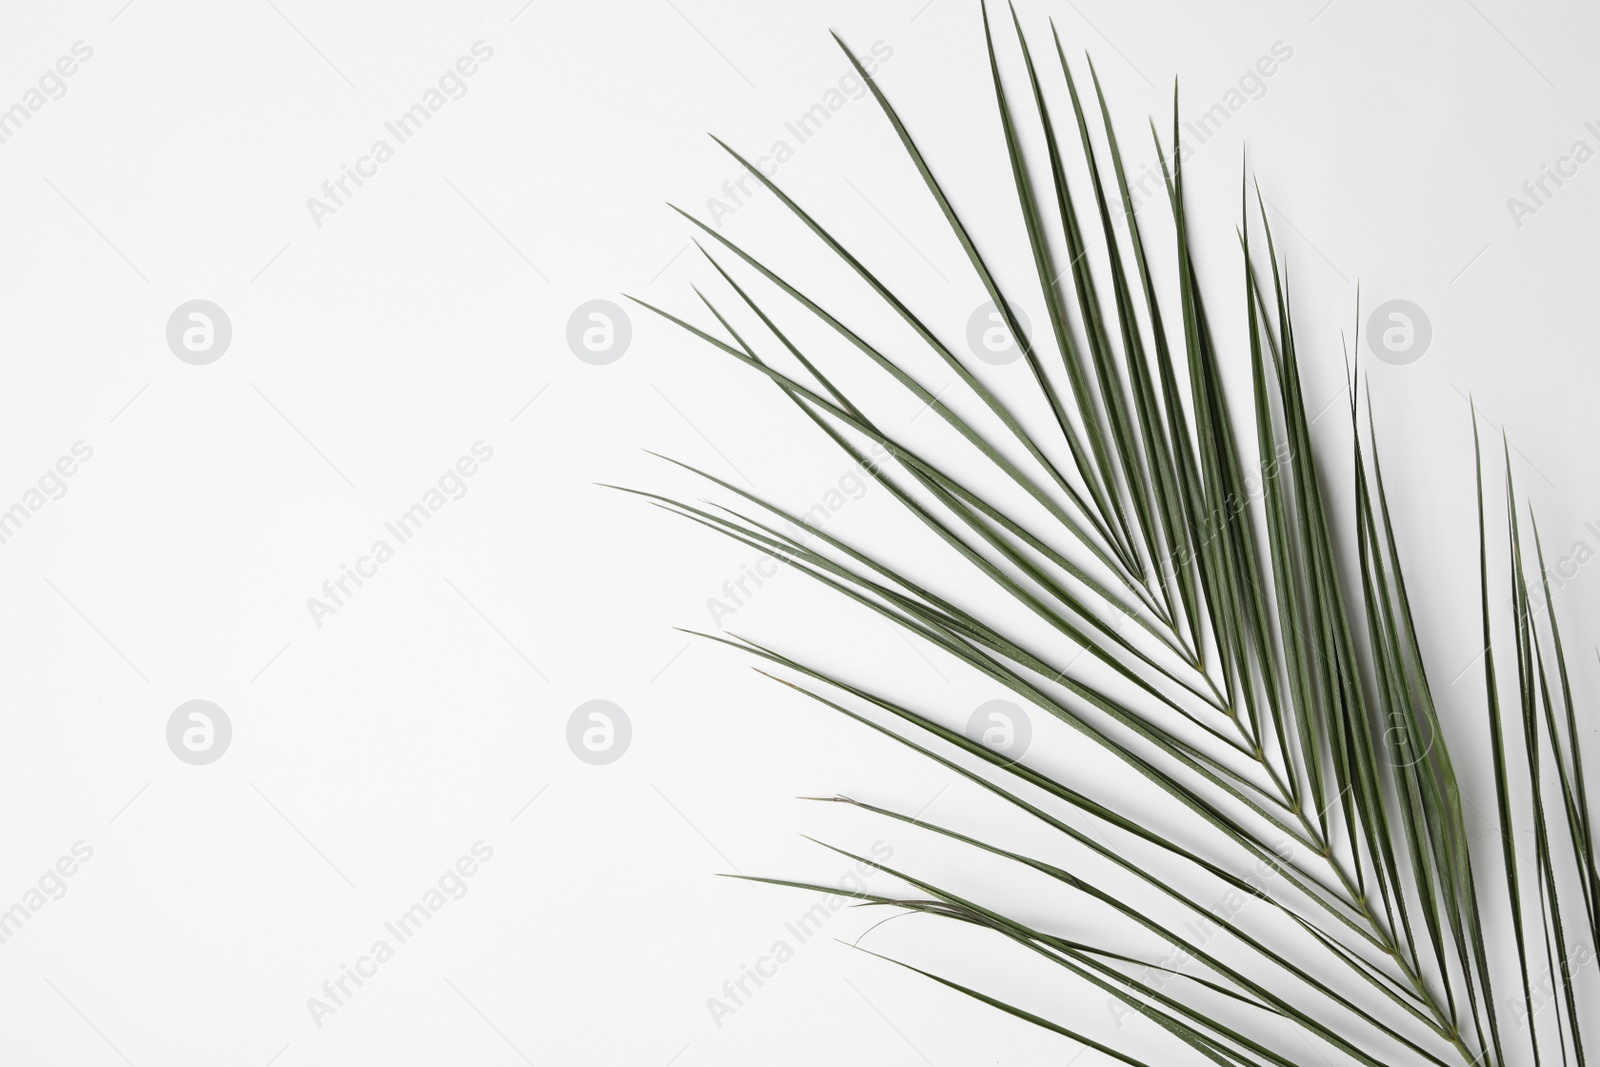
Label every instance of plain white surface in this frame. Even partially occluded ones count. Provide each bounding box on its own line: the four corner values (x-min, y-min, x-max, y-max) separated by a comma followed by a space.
0, 0, 1595, 1064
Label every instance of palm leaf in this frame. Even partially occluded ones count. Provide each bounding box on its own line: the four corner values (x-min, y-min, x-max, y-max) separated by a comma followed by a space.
628, 6, 1594, 1063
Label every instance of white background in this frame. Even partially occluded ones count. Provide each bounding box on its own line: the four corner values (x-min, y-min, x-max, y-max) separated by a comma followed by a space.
0, 0, 1595, 1064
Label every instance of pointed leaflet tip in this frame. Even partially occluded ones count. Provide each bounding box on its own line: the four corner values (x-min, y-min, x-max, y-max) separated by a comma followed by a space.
829, 30, 866, 76
1003, 0, 1028, 58
624, 292, 675, 321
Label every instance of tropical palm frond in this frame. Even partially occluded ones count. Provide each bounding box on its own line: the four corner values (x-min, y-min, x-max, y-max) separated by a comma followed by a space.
628, 5, 1596, 1064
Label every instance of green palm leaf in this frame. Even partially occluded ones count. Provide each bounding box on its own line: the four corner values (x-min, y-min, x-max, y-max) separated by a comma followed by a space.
628, 6, 1594, 1063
